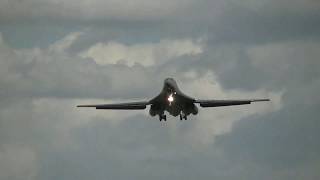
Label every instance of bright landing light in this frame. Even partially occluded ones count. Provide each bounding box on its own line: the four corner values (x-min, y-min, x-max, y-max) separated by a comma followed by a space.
168, 94, 174, 105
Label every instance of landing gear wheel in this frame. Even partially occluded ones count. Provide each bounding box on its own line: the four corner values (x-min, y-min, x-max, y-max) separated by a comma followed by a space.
180, 113, 187, 120
159, 114, 167, 121
163, 115, 167, 121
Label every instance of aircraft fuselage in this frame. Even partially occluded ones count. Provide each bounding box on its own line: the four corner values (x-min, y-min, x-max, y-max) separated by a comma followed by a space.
149, 78, 198, 120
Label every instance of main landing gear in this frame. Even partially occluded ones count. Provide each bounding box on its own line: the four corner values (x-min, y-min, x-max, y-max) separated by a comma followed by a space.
179, 113, 187, 120
159, 114, 167, 121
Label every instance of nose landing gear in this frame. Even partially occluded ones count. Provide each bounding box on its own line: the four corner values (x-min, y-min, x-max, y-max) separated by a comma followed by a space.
179, 113, 187, 120
159, 114, 167, 121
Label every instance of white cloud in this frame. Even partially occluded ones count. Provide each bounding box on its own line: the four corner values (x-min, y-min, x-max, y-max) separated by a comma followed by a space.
0, 32, 160, 99
48, 32, 83, 53
176, 72, 283, 145
80, 39, 203, 67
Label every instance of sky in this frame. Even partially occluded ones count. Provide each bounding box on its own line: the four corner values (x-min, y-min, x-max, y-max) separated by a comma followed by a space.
0, 0, 320, 179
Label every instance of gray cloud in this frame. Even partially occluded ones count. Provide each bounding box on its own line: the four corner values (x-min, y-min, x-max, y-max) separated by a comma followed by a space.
215, 102, 320, 180
1, 0, 320, 49
0, 32, 159, 99
0, 0, 320, 180
0, 0, 195, 21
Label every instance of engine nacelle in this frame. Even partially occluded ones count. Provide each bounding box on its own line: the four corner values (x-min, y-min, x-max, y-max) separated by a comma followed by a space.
183, 103, 198, 115
149, 107, 157, 116
191, 104, 198, 115
149, 105, 163, 117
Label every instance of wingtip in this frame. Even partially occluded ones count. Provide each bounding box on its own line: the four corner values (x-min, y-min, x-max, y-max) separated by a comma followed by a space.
76, 105, 90, 107
77, 105, 97, 108
253, 99, 270, 102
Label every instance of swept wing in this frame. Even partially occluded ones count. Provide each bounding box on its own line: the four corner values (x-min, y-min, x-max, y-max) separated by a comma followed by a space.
195, 99, 269, 107
77, 101, 150, 110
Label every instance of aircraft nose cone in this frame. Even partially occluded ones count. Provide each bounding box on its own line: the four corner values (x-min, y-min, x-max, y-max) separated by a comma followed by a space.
165, 77, 174, 82
165, 78, 175, 85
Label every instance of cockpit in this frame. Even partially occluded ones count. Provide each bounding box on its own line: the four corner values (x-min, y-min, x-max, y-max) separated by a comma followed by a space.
164, 78, 176, 89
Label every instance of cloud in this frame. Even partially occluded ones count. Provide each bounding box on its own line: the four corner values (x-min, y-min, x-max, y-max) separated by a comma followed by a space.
0, 0, 195, 21
1, 0, 320, 178
215, 101, 320, 180
0, 31, 281, 149
0, 145, 38, 180
1, 0, 319, 23
246, 40, 320, 101
80, 39, 203, 66
0, 32, 158, 99
48, 32, 84, 53
247, 40, 320, 79
0, 31, 278, 127
176, 72, 282, 144
235, 0, 320, 14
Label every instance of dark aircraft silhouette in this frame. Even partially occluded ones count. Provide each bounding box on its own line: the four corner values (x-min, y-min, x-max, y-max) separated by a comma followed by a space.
77, 78, 270, 121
